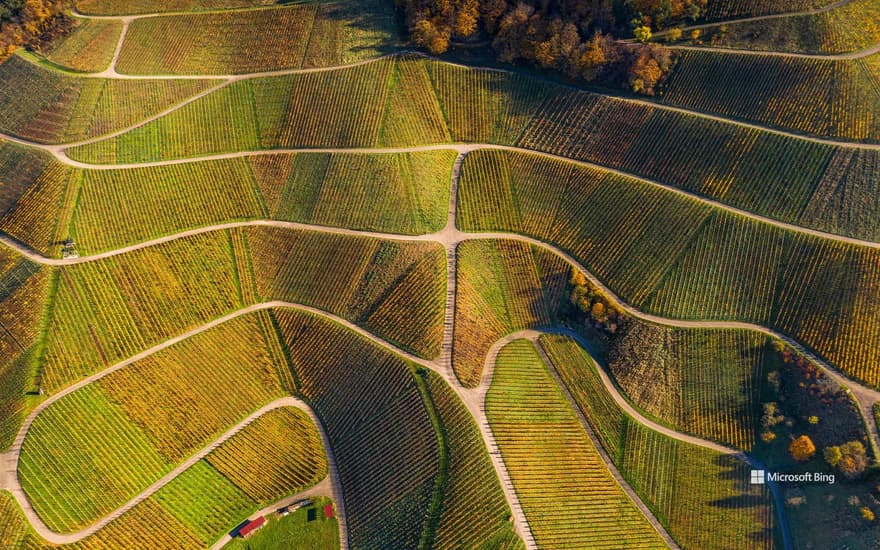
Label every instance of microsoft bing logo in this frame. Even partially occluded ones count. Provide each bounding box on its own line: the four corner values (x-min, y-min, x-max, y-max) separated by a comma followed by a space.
750, 470, 765, 485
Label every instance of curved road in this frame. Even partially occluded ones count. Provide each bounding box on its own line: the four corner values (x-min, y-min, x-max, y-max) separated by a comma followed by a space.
2, 52, 880, 151
660, 42, 880, 61
527, 331, 791, 550
1, 396, 346, 546
652, 0, 853, 35
3, 144, 880, 260
1, 199, 877, 453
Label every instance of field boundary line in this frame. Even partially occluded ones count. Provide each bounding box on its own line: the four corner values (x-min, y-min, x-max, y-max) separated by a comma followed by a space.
530, 334, 682, 549
0, 213, 877, 437
0, 299, 826, 548
4, 396, 344, 545
3, 52, 880, 146
649, 0, 853, 37
3, 146, 880, 259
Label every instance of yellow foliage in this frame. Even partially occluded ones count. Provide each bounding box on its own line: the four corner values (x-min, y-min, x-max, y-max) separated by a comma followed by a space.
789, 435, 816, 462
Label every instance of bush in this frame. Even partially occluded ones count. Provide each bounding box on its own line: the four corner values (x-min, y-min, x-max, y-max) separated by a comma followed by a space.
633, 25, 652, 42
837, 441, 869, 480
860, 507, 875, 522
665, 28, 682, 42
789, 435, 816, 462
823, 446, 842, 467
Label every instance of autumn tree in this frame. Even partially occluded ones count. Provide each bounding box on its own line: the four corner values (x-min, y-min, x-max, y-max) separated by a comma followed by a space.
834, 441, 869, 480
0, 0, 69, 62
396, 0, 677, 94
633, 25, 652, 42
823, 445, 842, 467
789, 435, 816, 462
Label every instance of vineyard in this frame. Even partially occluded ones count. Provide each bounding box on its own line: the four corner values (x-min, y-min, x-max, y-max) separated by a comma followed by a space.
422, 372, 522, 549
0, 142, 60, 253
486, 339, 668, 548
604, 323, 769, 452
0, 54, 222, 144
157, 406, 327, 545
0, 157, 74, 257
454, 239, 569, 387
268, 151, 454, 235
19, 312, 286, 533
703, 0, 838, 20
274, 308, 440, 549
539, 334, 777, 550
41, 231, 242, 391
60, 55, 880, 242
663, 50, 880, 142
74, 0, 276, 15
516, 96, 880, 241
0, 0, 876, 547
42, 17, 123, 73
0, 258, 51, 449
2, 404, 329, 549
117, 5, 317, 75
677, 0, 880, 54
71, 160, 264, 253
248, 227, 446, 358
118, 0, 398, 74
457, 148, 880, 387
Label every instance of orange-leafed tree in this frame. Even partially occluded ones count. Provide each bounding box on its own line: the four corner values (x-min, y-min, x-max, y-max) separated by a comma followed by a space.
789, 435, 816, 462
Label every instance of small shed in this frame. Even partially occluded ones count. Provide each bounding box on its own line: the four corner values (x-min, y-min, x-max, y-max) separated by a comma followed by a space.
239, 516, 267, 538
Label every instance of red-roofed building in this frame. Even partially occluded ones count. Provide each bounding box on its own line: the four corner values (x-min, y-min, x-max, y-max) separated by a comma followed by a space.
239, 516, 267, 538
324, 504, 335, 519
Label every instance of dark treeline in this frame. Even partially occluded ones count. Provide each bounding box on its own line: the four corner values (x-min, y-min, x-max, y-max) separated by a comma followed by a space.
1, 0, 70, 60
396, 0, 706, 94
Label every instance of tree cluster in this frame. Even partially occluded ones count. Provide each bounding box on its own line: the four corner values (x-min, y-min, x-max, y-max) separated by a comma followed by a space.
0, 0, 69, 60
396, 0, 677, 95
568, 268, 621, 333
824, 441, 870, 480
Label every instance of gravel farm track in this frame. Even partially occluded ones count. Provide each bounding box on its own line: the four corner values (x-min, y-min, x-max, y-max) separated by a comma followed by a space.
3, 2, 880, 546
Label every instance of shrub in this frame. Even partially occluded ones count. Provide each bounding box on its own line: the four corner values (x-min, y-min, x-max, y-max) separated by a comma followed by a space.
860, 507, 875, 522
634, 25, 652, 42
789, 435, 816, 462
824, 446, 842, 467
665, 28, 683, 42
837, 441, 869, 480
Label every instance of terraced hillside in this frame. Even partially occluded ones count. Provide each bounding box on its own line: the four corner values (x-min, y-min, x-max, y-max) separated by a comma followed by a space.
0, 0, 878, 548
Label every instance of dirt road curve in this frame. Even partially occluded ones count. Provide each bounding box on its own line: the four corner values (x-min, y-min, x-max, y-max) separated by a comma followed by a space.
3, 49, 880, 150
2, 396, 346, 546
1, 296, 803, 548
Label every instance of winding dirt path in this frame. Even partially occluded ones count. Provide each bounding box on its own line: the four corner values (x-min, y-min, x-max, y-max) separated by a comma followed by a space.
0, 287, 802, 549
2, 396, 345, 546
653, 0, 853, 36
91, 16, 132, 78
661, 42, 880, 60
5, 144, 880, 256
208, 477, 337, 550
3, 51, 880, 151
1, 197, 877, 453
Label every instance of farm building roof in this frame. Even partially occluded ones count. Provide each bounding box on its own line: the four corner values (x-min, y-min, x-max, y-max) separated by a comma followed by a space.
238, 516, 266, 538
